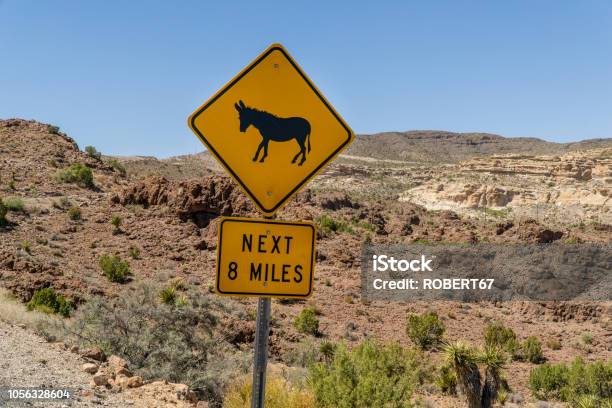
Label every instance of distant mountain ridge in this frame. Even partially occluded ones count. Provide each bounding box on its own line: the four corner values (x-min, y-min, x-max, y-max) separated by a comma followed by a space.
345, 131, 612, 163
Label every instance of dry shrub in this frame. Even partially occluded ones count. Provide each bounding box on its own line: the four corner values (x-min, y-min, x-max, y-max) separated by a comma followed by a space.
224, 376, 315, 408
64, 284, 249, 406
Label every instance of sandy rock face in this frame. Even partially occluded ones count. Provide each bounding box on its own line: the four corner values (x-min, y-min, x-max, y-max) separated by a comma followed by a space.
459, 149, 612, 181
402, 148, 611, 226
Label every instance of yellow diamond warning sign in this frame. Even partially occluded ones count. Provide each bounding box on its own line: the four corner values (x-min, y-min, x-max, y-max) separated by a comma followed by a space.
188, 43, 354, 215
216, 217, 315, 298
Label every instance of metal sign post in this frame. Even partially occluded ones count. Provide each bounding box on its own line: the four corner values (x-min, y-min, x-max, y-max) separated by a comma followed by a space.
251, 297, 271, 408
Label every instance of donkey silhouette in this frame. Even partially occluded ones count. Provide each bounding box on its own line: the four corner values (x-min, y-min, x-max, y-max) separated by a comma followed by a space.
234, 100, 311, 165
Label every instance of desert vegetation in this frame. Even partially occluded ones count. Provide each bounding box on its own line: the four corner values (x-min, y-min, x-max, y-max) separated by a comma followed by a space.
294, 306, 319, 336
529, 358, 611, 405
59, 285, 250, 406
85, 145, 101, 159
56, 163, 95, 188
0, 198, 7, 226
26, 288, 72, 317
99, 254, 131, 283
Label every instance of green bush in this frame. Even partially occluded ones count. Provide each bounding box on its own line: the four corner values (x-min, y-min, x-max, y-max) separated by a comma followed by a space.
159, 287, 177, 305
436, 363, 457, 395
316, 214, 353, 235
582, 332, 594, 345
68, 206, 81, 221
56, 163, 95, 188
66, 285, 249, 405
108, 158, 126, 176
319, 341, 336, 362
111, 214, 122, 232
406, 311, 445, 350
27, 288, 72, 317
521, 336, 544, 364
47, 125, 60, 134
128, 246, 141, 259
0, 199, 7, 226
484, 321, 520, 357
99, 254, 130, 283
3, 197, 25, 212
84, 145, 101, 159
309, 340, 428, 408
294, 307, 319, 335
529, 357, 611, 402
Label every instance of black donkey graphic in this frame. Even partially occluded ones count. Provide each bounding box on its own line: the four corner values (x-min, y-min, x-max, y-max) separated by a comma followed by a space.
234, 100, 311, 165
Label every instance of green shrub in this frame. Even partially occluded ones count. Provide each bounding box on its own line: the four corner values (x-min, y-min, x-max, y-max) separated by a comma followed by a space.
65, 285, 249, 404
99, 254, 130, 283
56, 163, 94, 188
316, 214, 353, 235
47, 125, 60, 134
0, 199, 7, 226
319, 341, 336, 362
484, 321, 520, 357
224, 376, 315, 408
111, 214, 122, 232
529, 358, 612, 402
128, 246, 141, 259
309, 340, 428, 408
27, 288, 72, 317
496, 390, 508, 406
582, 332, 594, 345
108, 158, 126, 176
573, 394, 599, 408
21, 240, 31, 253
84, 145, 101, 159
436, 363, 457, 395
158, 287, 177, 305
406, 311, 445, 350
294, 307, 319, 335
68, 206, 81, 221
521, 336, 544, 364
3, 197, 25, 212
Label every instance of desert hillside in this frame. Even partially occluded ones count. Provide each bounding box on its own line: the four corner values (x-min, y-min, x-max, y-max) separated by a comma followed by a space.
0, 119, 610, 408
345, 130, 612, 163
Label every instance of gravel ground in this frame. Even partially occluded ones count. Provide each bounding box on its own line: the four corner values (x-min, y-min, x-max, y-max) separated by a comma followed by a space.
0, 321, 131, 407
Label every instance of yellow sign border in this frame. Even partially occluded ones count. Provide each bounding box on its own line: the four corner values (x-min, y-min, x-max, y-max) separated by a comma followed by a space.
188, 43, 355, 215
216, 216, 316, 298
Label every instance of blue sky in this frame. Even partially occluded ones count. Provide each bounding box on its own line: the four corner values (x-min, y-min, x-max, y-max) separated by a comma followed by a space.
1, 1, 611, 157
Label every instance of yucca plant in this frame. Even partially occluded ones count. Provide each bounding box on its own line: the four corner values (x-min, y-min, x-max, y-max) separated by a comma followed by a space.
574, 394, 598, 408
159, 286, 177, 305
480, 346, 507, 408
443, 341, 482, 408
496, 389, 508, 406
